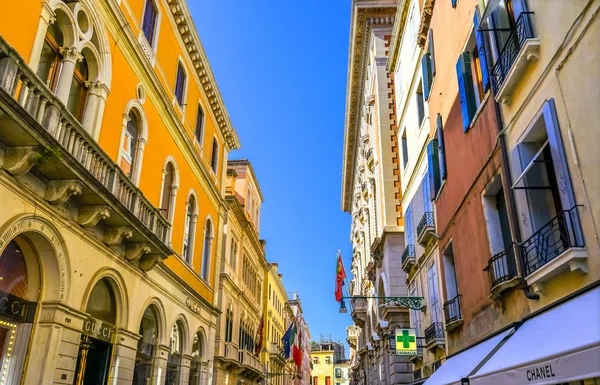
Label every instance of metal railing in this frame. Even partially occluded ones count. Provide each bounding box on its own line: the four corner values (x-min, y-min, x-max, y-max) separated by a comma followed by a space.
485, 244, 519, 288
417, 212, 435, 238
490, 12, 535, 93
424, 322, 444, 345
401, 245, 416, 267
520, 206, 584, 277
443, 295, 462, 326
413, 367, 422, 381
0, 37, 170, 245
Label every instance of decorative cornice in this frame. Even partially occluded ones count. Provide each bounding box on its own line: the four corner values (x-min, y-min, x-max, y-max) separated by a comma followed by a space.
386, 0, 412, 71
417, 0, 436, 48
342, 2, 397, 212
166, 0, 240, 151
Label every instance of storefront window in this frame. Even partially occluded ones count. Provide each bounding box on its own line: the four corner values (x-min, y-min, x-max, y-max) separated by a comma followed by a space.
189, 332, 204, 385
166, 322, 183, 385
0, 240, 37, 385
133, 306, 159, 385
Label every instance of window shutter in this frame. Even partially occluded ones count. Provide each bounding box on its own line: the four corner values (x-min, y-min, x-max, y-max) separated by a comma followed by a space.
451, 0, 458, 8
437, 114, 447, 180
456, 52, 477, 131
473, 10, 490, 92
429, 29, 436, 76
427, 139, 441, 200
421, 53, 433, 100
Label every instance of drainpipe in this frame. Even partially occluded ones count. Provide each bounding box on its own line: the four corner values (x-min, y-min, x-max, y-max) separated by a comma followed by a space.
492, 99, 539, 300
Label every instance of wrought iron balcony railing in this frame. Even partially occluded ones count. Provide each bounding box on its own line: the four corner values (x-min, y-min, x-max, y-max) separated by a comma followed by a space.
416, 212, 435, 245
443, 295, 463, 331
401, 244, 416, 272
490, 12, 535, 93
413, 366, 422, 381
424, 322, 444, 345
485, 243, 519, 289
520, 206, 584, 277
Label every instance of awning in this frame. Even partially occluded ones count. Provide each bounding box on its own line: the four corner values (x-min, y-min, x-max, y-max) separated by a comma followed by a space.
423, 327, 515, 385
470, 286, 600, 385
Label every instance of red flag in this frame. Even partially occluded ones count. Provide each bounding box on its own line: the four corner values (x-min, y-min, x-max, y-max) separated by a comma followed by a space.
335, 249, 346, 302
292, 326, 303, 368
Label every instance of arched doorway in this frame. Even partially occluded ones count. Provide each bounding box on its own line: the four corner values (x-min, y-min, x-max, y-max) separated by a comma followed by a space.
166, 321, 184, 385
0, 239, 40, 385
74, 278, 117, 385
189, 331, 204, 385
133, 306, 160, 385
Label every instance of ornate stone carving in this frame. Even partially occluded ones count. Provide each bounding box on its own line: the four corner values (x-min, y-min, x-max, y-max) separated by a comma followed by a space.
103, 226, 133, 246
59, 47, 83, 63
139, 254, 165, 271
2, 146, 42, 176
44, 180, 83, 205
124, 243, 151, 262
77, 206, 111, 228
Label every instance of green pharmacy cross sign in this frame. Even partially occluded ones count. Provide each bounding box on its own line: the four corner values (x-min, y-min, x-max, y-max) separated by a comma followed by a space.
395, 328, 417, 356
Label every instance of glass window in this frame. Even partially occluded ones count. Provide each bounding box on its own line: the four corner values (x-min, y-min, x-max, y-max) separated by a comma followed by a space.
189, 332, 203, 385
175, 62, 186, 106
195, 105, 204, 144
210, 138, 219, 173
141, 0, 158, 46
133, 307, 159, 385
85, 278, 116, 324
120, 111, 140, 178
165, 323, 182, 385
160, 162, 175, 220
201, 220, 213, 280
427, 264, 441, 323
66, 56, 89, 121
36, 23, 63, 91
183, 196, 196, 264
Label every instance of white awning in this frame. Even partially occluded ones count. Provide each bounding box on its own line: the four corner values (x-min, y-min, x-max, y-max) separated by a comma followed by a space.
470, 286, 600, 385
422, 328, 514, 385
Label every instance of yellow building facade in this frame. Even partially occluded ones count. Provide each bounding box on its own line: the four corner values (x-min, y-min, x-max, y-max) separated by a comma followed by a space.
309, 340, 344, 385
261, 262, 293, 385
212, 160, 266, 384
0, 0, 239, 384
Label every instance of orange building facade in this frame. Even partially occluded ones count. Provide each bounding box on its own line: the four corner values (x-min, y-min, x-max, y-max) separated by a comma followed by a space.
0, 0, 239, 384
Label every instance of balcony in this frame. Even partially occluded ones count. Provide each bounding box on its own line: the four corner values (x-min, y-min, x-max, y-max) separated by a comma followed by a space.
401, 245, 416, 272
485, 244, 520, 298
491, 12, 540, 104
214, 342, 239, 371
443, 295, 463, 332
269, 342, 285, 362
0, 37, 171, 270
521, 206, 586, 294
424, 322, 444, 350
416, 212, 435, 246
237, 349, 264, 379
350, 297, 367, 327
413, 366, 422, 381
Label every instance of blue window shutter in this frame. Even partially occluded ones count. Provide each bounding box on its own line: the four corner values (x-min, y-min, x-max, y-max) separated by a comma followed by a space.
427, 139, 441, 200
473, 10, 490, 92
437, 114, 447, 180
422, 53, 433, 100
456, 52, 477, 131
451, 0, 458, 8
429, 29, 436, 77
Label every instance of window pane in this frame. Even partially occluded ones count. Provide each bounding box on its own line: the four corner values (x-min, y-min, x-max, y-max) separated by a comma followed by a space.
142, 0, 158, 44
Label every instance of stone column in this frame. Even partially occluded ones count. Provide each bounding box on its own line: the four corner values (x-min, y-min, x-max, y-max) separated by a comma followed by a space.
55, 47, 82, 104
22, 302, 87, 385
81, 81, 109, 140
107, 328, 140, 385
154, 344, 171, 385
178, 353, 192, 385
28, 3, 56, 71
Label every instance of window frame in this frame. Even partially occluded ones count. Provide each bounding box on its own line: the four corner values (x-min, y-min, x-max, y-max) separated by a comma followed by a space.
195, 103, 205, 147
210, 137, 219, 174
140, 0, 161, 51
174, 60, 187, 108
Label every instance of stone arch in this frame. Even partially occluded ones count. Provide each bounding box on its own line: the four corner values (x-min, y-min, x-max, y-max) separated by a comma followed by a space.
48, 0, 77, 47
168, 313, 190, 354
0, 214, 70, 303
117, 100, 149, 185
136, 297, 168, 346
80, 268, 130, 328
77, 41, 102, 83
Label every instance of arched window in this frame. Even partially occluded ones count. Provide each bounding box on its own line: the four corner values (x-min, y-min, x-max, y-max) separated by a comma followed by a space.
201, 219, 213, 281
120, 110, 140, 179
85, 278, 117, 325
133, 306, 159, 385
210, 138, 219, 173
189, 331, 204, 385
195, 104, 204, 144
175, 61, 187, 107
141, 0, 159, 47
160, 161, 177, 221
183, 194, 197, 264
166, 322, 183, 385
36, 22, 64, 91
66, 56, 89, 120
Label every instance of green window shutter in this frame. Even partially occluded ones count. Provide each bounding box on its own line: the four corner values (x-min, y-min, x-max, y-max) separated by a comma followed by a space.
437, 114, 447, 181
422, 53, 433, 100
456, 52, 477, 131
429, 29, 436, 77
427, 139, 441, 200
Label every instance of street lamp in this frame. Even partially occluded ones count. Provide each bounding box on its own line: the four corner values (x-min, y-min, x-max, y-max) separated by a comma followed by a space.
339, 299, 348, 313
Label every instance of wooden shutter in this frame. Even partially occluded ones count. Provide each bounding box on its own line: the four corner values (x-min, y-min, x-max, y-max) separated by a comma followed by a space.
427, 139, 441, 200
142, 0, 157, 44
437, 114, 447, 180
473, 9, 490, 92
451, 0, 458, 7
175, 63, 185, 105
456, 52, 477, 131
421, 53, 433, 100
195, 105, 204, 142
429, 29, 436, 76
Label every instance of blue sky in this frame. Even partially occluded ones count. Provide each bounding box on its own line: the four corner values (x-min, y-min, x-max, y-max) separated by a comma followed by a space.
189, 1, 354, 349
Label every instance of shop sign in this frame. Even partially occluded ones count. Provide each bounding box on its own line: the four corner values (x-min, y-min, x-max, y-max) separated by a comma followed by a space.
395, 328, 417, 356
186, 297, 200, 314
82, 316, 115, 343
0, 290, 37, 323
